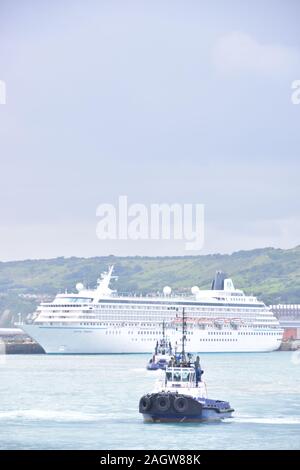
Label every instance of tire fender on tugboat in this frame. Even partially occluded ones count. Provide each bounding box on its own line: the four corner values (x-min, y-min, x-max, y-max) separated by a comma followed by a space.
173, 396, 189, 413
139, 395, 152, 412
156, 394, 171, 412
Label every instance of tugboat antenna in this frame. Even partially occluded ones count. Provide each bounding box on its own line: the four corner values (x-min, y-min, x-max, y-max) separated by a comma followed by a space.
182, 307, 186, 361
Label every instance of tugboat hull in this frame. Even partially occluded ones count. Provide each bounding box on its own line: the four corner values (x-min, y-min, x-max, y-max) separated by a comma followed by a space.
139, 392, 234, 423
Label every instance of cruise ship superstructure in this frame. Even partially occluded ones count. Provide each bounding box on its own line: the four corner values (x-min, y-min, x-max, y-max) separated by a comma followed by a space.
21, 267, 283, 354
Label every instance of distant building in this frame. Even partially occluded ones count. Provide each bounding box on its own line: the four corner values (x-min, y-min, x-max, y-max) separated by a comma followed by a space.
270, 305, 300, 340
18, 294, 51, 300
0, 328, 26, 337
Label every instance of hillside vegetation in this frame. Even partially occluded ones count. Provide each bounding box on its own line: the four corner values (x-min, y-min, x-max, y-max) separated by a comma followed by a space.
0, 246, 299, 325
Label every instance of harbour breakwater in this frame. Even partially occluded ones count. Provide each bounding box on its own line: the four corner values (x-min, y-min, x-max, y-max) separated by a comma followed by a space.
279, 339, 300, 351
4, 340, 45, 354
0, 330, 45, 354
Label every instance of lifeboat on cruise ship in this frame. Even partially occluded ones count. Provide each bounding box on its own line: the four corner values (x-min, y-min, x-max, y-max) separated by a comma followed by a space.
214, 319, 225, 329
230, 319, 241, 329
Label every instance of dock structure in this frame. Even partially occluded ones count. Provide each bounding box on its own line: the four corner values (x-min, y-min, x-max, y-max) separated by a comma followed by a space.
0, 328, 25, 337
0, 328, 44, 354
270, 304, 300, 341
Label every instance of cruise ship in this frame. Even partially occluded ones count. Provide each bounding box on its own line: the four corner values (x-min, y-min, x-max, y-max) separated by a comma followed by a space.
21, 267, 283, 354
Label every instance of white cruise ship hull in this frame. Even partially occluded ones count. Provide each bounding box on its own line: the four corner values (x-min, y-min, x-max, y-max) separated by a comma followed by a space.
22, 324, 281, 354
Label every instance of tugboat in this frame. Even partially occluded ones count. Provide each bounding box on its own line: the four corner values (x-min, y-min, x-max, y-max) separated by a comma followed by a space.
139, 309, 234, 422
146, 321, 173, 371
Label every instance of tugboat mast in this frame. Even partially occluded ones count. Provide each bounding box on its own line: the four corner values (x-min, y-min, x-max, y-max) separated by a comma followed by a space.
181, 307, 187, 362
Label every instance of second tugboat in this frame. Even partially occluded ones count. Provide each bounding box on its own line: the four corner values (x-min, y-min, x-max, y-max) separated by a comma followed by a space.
139, 308, 234, 422
146, 321, 173, 371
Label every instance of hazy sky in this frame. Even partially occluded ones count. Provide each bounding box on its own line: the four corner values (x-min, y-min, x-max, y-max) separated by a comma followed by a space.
0, 0, 299, 260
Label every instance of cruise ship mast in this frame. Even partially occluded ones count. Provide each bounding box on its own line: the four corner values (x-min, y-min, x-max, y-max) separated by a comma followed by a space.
93, 265, 115, 302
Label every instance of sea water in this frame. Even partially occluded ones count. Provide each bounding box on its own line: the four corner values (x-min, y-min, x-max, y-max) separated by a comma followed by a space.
0, 352, 299, 450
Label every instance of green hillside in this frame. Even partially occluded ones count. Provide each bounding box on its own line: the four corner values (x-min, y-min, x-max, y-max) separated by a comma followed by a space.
0, 246, 299, 326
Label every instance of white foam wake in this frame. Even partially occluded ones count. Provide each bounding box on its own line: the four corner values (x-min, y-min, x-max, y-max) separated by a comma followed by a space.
233, 416, 300, 425
0, 409, 100, 422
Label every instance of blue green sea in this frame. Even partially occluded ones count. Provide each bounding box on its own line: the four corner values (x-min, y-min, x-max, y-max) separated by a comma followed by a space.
0, 352, 299, 449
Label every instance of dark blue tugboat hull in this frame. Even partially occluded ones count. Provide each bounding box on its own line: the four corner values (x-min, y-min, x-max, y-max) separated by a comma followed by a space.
139, 392, 234, 422
142, 409, 233, 422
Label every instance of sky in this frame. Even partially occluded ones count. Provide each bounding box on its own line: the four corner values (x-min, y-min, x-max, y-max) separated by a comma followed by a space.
0, 0, 299, 260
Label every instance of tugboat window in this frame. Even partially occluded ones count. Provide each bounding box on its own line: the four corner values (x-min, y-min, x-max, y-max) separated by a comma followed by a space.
166, 372, 172, 381
173, 372, 181, 382
181, 371, 191, 382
